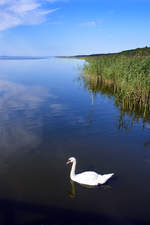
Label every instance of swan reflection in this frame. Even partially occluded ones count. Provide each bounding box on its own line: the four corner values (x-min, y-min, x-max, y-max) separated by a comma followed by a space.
68, 180, 112, 199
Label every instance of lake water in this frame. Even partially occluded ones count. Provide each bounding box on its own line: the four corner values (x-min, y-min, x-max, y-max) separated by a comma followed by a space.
0, 57, 150, 225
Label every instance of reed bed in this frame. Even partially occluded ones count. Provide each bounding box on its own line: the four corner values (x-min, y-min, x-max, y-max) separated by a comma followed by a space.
83, 55, 150, 112
80, 55, 150, 129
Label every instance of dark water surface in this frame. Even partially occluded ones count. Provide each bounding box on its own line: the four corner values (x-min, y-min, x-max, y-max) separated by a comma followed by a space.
0, 58, 150, 225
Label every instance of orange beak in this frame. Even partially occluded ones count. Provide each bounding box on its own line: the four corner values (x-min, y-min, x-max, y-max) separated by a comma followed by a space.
66, 160, 71, 165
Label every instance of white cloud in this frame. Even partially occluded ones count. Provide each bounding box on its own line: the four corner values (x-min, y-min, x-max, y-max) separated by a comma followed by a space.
48, 21, 63, 24
0, 0, 59, 31
9, 1, 40, 14
39, 8, 59, 15
46, 0, 68, 3
80, 21, 96, 27
0, 0, 11, 5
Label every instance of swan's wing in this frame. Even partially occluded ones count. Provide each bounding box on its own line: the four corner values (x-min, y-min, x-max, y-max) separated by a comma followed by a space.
98, 173, 114, 184
74, 171, 98, 185
76, 171, 98, 178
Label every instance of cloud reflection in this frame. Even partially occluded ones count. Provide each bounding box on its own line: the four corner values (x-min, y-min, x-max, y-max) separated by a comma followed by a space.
0, 79, 54, 172
49, 103, 66, 114
0, 80, 53, 110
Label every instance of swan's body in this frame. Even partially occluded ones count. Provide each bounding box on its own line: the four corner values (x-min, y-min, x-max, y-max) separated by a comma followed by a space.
66, 157, 114, 186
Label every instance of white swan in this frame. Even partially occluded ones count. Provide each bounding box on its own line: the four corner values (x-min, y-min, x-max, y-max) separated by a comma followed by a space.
66, 157, 114, 186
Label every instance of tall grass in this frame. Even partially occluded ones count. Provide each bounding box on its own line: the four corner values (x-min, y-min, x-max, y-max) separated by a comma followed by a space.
83, 55, 150, 109
79, 72, 150, 130
80, 55, 150, 128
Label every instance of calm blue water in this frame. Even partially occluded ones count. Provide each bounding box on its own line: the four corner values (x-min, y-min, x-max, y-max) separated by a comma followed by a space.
0, 57, 149, 225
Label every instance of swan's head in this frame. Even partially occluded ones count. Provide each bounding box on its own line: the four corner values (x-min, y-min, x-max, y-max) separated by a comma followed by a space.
66, 157, 76, 165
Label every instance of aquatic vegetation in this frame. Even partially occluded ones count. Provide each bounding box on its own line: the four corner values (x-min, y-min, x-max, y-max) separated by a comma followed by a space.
79, 66, 150, 130
82, 54, 150, 115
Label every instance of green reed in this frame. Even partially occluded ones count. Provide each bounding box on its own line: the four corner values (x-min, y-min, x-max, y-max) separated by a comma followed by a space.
80, 55, 150, 129
83, 55, 150, 110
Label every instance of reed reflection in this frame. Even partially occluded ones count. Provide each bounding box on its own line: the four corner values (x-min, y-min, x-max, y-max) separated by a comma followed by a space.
78, 72, 150, 130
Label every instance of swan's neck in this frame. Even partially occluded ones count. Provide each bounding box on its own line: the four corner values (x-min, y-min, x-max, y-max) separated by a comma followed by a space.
70, 160, 76, 180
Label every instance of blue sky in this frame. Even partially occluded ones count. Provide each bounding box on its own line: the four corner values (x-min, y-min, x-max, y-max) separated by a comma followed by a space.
0, 0, 150, 56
